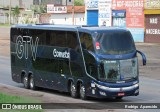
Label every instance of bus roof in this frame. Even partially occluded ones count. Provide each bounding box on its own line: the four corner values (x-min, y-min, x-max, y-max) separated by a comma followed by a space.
77, 26, 129, 33
11, 24, 129, 33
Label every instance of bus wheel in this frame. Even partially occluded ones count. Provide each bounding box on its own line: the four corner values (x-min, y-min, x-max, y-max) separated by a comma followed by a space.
70, 81, 78, 98
23, 75, 30, 89
80, 83, 87, 100
29, 75, 36, 90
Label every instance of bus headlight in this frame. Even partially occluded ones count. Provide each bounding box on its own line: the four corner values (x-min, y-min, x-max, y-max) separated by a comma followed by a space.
95, 83, 109, 90
133, 83, 139, 88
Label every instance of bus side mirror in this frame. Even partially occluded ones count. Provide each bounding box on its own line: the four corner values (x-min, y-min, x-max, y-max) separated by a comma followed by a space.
137, 50, 147, 66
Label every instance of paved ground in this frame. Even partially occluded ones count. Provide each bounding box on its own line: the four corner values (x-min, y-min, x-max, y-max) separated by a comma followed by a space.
136, 43, 160, 80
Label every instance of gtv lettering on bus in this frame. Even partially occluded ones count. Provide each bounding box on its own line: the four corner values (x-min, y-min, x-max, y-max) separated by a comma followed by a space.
16, 35, 39, 61
53, 49, 70, 59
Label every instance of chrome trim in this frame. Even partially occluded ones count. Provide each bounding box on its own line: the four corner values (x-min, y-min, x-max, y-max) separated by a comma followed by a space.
95, 83, 139, 92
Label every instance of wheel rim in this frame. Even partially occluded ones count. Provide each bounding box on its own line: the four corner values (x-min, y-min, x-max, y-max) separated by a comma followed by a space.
70, 82, 76, 96
23, 76, 28, 87
80, 85, 85, 98
30, 77, 34, 89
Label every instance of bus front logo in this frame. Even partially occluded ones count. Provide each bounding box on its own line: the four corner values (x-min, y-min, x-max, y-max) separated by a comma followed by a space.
16, 35, 39, 61
115, 55, 122, 59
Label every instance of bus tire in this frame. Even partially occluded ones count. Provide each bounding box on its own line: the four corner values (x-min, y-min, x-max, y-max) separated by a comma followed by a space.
29, 75, 37, 90
80, 83, 87, 100
70, 81, 78, 98
23, 75, 30, 89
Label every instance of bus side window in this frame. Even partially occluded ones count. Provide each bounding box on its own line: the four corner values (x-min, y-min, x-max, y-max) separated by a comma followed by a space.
87, 64, 97, 78
67, 31, 80, 51
31, 29, 46, 45
80, 33, 94, 52
49, 31, 56, 46
80, 32, 97, 78
55, 31, 66, 47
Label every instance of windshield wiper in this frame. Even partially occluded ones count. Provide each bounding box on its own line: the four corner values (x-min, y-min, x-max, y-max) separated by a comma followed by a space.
124, 77, 137, 81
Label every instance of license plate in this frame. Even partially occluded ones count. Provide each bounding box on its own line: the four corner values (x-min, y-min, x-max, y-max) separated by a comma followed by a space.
118, 92, 125, 96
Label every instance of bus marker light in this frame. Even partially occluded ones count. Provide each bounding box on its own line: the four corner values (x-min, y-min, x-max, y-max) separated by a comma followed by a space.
91, 83, 95, 87
92, 89, 95, 94
96, 42, 100, 49
135, 89, 139, 94
99, 91, 106, 96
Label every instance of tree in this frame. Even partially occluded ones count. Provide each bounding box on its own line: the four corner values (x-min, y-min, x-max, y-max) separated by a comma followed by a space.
31, 5, 46, 14
74, 0, 84, 6
13, 6, 20, 24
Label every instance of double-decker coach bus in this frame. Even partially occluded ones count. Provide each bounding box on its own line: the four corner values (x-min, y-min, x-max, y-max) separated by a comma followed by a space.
10, 25, 146, 100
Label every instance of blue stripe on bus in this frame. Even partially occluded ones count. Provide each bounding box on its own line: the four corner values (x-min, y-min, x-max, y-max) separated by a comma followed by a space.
96, 51, 137, 60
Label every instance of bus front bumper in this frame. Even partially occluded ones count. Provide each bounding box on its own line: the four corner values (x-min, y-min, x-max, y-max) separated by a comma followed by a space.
89, 83, 139, 98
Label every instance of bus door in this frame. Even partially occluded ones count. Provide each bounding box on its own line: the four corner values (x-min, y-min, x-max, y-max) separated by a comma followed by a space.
57, 59, 70, 91
68, 32, 84, 80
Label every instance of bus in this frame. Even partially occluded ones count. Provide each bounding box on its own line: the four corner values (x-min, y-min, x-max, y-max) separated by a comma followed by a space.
10, 25, 146, 100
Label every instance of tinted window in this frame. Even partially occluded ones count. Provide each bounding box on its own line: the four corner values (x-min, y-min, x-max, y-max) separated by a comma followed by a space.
33, 58, 70, 75
67, 31, 79, 50
95, 31, 136, 54
45, 30, 67, 47
70, 62, 83, 77
86, 64, 97, 78
83, 50, 97, 78
59, 60, 70, 75
31, 29, 46, 45
55, 31, 66, 47
80, 32, 94, 51
79, 32, 97, 78
33, 58, 58, 72
11, 28, 20, 43
48, 31, 56, 46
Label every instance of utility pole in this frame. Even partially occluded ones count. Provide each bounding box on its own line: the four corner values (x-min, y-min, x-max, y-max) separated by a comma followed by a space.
9, 0, 11, 25
72, 0, 74, 25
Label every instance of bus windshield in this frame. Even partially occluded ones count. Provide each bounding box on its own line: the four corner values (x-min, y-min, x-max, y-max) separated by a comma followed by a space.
94, 31, 136, 55
99, 57, 138, 82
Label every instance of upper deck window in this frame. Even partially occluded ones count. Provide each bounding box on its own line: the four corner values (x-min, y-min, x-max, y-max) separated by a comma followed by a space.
80, 32, 94, 52
94, 30, 136, 55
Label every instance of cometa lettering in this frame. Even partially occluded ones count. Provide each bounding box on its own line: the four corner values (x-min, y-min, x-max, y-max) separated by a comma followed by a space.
53, 49, 70, 59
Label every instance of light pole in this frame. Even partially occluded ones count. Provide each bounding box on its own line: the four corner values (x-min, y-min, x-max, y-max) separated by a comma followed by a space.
72, 0, 74, 25
9, 0, 11, 25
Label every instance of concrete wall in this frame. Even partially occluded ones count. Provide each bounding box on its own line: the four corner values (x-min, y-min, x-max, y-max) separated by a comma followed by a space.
49, 13, 85, 25
145, 14, 160, 43
0, 0, 33, 9
62, 0, 73, 6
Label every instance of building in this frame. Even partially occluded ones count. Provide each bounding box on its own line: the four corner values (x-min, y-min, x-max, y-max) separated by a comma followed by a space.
85, 0, 144, 42
144, 0, 160, 43
45, 6, 85, 25
33, 0, 73, 6
0, 0, 33, 9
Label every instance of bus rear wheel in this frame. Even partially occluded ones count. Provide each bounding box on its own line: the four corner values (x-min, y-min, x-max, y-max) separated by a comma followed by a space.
80, 83, 87, 100
70, 81, 78, 98
29, 75, 37, 90
23, 75, 29, 89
